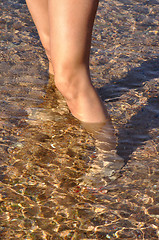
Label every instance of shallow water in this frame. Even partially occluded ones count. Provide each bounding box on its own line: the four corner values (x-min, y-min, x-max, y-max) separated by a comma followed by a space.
1, 0, 159, 239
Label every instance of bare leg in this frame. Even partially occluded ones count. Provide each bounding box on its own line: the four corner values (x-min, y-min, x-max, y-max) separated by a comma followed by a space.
48, 0, 111, 124
26, 0, 111, 124
25, 0, 54, 74
25, 0, 125, 186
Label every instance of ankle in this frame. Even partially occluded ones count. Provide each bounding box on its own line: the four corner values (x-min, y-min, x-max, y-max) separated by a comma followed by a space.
49, 61, 54, 75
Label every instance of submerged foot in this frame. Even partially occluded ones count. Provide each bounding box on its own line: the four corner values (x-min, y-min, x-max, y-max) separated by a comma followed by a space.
78, 122, 125, 189
78, 150, 125, 189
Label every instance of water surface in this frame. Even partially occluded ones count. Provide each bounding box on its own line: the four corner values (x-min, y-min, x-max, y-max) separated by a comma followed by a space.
0, 0, 159, 239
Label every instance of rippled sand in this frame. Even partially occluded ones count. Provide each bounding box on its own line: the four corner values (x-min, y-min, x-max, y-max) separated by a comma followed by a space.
0, 0, 159, 239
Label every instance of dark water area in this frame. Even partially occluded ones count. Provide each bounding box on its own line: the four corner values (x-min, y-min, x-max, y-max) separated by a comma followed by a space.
0, 0, 159, 239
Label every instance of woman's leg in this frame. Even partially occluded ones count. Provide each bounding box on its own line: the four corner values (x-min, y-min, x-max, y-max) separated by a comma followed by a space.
48, 0, 111, 124
25, 0, 54, 74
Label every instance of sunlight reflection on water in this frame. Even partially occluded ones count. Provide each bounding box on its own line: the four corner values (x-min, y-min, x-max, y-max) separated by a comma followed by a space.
0, 0, 159, 239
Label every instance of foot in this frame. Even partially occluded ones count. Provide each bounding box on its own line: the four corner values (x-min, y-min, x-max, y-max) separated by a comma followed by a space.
78, 123, 125, 189
78, 149, 125, 189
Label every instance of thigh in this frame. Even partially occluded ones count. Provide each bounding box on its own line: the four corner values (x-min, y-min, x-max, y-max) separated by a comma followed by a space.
48, 0, 99, 71
26, 0, 50, 50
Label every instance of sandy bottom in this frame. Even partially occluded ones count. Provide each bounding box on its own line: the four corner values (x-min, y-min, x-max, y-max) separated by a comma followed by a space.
0, 0, 159, 239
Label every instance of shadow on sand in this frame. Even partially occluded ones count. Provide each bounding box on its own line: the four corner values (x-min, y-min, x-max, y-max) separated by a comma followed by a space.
98, 57, 159, 162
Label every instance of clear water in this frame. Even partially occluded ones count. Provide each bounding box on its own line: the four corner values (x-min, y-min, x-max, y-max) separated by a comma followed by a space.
0, 0, 159, 239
